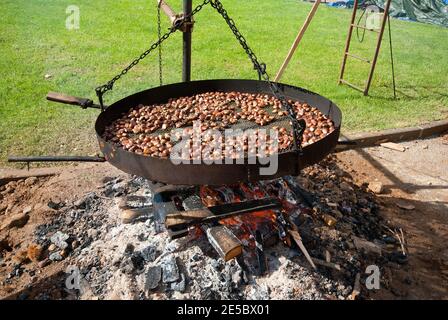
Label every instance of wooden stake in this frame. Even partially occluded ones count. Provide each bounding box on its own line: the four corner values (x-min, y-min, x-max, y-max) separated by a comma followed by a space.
274, 0, 321, 82
289, 229, 317, 270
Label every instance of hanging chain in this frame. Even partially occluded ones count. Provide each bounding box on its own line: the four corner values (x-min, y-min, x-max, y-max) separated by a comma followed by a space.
209, 0, 305, 154
95, 0, 211, 109
157, 2, 163, 86
95, 0, 304, 153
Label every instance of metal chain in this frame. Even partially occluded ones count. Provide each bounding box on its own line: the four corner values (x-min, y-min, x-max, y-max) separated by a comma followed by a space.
95, 0, 304, 153
95, 0, 211, 109
157, 2, 163, 86
209, 0, 305, 153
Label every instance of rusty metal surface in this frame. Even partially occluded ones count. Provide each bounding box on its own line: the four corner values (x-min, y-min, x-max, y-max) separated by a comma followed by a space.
95, 79, 342, 185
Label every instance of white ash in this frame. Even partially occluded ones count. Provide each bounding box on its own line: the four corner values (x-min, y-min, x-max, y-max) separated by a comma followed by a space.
28, 157, 396, 300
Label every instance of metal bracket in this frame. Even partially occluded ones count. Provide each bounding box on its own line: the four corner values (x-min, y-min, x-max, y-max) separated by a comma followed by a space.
8, 155, 106, 171
158, 0, 194, 32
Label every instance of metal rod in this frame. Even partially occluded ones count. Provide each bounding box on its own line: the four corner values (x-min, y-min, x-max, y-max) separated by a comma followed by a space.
364, 0, 392, 96
182, 0, 192, 82
8, 156, 106, 163
340, 79, 364, 93
350, 23, 380, 33
345, 52, 370, 64
387, 14, 397, 99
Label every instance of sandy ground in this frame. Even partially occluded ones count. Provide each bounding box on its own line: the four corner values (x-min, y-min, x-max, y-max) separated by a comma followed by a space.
0, 134, 447, 299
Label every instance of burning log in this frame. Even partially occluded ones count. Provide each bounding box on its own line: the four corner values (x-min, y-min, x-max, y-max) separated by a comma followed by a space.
165, 198, 281, 231
204, 225, 242, 261
181, 194, 243, 261
164, 197, 281, 261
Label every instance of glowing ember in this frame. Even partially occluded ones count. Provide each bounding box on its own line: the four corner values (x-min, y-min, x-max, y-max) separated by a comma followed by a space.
196, 177, 306, 248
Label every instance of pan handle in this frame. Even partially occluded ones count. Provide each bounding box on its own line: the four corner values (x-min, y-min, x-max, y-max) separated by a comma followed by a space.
46, 92, 102, 109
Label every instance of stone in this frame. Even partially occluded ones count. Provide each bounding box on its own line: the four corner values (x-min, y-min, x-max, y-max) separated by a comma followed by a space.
60, 249, 68, 258
232, 269, 243, 285
48, 200, 62, 210
87, 228, 98, 239
72, 240, 80, 249
50, 231, 69, 249
339, 182, 353, 192
171, 273, 186, 292
368, 181, 384, 194
74, 198, 87, 209
396, 201, 415, 210
0, 212, 29, 231
49, 252, 63, 261
352, 236, 382, 255
120, 208, 150, 224
22, 206, 32, 214
48, 244, 57, 251
120, 258, 134, 274
161, 254, 179, 283
140, 246, 157, 262
124, 243, 135, 254
44, 74, 52, 79
144, 266, 162, 291
322, 214, 337, 227
24, 177, 37, 186
130, 252, 145, 271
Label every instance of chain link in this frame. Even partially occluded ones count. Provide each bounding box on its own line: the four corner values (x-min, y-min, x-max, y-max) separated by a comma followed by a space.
157, 2, 163, 86
95, 0, 304, 153
209, 0, 305, 153
95, 0, 211, 107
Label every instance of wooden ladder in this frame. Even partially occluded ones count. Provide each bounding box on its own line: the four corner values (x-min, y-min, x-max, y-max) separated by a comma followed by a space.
338, 0, 393, 96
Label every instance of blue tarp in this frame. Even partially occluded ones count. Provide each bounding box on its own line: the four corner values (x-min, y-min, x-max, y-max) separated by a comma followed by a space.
325, 0, 448, 27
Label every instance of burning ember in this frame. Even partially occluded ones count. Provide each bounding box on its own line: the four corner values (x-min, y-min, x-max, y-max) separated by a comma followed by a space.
156, 176, 318, 274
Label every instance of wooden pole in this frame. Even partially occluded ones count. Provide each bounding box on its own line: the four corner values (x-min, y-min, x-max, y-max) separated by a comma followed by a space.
364, 0, 392, 95
274, 0, 321, 82
338, 0, 359, 84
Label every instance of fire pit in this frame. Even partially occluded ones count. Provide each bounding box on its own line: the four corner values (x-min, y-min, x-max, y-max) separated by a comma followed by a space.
7, 0, 340, 270
127, 174, 325, 276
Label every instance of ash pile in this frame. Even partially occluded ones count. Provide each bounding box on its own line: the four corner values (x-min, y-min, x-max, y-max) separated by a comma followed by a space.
1, 156, 405, 300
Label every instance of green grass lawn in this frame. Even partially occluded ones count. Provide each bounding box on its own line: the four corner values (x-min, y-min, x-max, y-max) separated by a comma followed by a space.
1, 0, 447, 166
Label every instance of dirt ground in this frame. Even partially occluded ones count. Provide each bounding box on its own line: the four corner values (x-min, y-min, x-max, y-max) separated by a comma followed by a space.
0, 134, 447, 300
336, 134, 448, 299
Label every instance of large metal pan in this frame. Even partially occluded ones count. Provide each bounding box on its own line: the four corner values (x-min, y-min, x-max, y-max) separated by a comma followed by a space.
95, 79, 342, 185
